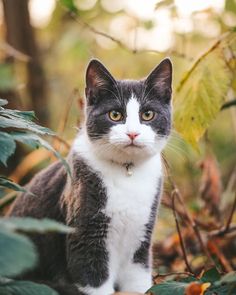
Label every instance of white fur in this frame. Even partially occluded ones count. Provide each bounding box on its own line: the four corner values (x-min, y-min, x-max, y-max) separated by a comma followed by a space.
73, 97, 167, 294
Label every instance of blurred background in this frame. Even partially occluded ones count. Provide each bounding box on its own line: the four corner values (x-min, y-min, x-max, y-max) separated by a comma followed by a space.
0, 0, 236, 275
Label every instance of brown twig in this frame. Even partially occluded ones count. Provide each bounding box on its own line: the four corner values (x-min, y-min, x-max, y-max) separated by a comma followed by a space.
224, 191, 236, 233
207, 240, 233, 272
0, 41, 30, 62
168, 173, 220, 270
221, 99, 236, 110
210, 224, 236, 237
9, 149, 51, 183
53, 135, 71, 150
225, 168, 236, 195
153, 271, 194, 279
53, 89, 78, 152
161, 196, 219, 231
171, 190, 194, 274
58, 89, 79, 135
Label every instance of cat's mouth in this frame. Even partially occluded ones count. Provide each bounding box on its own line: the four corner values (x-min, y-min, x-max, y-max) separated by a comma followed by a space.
124, 142, 144, 149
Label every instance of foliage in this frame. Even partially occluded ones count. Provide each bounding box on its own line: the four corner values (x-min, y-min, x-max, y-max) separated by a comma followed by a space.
0, 280, 58, 295
0, 217, 73, 295
59, 0, 78, 14
0, 98, 70, 192
0, 99, 74, 294
0, 228, 37, 277
173, 32, 236, 148
148, 268, 236, 295
0, 176, 33, 194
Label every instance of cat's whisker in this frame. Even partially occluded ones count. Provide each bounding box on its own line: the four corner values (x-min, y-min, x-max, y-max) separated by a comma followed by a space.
141, 84, 159, 103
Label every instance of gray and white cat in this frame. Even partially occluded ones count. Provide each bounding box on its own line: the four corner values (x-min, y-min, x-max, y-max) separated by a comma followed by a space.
9, 58, 172, 295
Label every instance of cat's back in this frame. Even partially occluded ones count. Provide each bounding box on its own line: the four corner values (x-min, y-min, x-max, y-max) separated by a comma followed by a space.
9, 161, 67, 219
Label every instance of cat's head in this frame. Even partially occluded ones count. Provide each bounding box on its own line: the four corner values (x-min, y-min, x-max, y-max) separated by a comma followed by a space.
84, 59, 172, 164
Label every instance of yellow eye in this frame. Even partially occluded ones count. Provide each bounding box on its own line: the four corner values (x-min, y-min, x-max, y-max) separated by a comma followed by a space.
141, 110, 155, 121
109, 110, 123, 121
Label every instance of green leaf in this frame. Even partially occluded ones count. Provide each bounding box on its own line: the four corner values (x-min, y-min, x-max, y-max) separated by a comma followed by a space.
0, 280, 58, 295
205, 283, 236, 295
0, 108, 37, 121
174, 38, 232, 148
218, 272, 236, 285
0, 228, 37, 277
0, 131, 16, 166
10, 132, 71, 177
0, 99, 8, 106
200, 267, 221, 283
59, 0, 78, 13
0, 176, 33, 194
204, 272, 236, 294
0, 217, 74, 234
0, 116, 53, 135
147, 281, 188, 295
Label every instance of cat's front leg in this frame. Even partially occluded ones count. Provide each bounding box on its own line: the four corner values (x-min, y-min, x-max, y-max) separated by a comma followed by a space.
118, 263, 152, 293
77, 278, 114, 295
66, 214, 114, 295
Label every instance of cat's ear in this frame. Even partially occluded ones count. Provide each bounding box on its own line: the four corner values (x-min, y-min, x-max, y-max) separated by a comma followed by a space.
85, 59, 115, 103
145, 58, 172, 101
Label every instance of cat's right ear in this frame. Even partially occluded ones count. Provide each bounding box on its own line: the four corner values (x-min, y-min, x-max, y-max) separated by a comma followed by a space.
85, 59, 115, 104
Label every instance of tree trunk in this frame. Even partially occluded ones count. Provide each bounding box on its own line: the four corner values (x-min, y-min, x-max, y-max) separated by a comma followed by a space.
2, 0, 49, 126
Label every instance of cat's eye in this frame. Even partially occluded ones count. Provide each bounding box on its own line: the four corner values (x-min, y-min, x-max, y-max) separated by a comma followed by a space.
141, 110, 155, 121
109, 110, 123, 121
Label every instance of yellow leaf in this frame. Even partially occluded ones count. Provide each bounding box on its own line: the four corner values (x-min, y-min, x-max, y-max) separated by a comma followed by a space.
173, 33, 235, 148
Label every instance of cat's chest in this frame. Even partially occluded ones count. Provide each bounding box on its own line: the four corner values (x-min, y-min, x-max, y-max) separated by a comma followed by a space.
98, 156, 162, 241
96, 157, 162, 269
104, 171, 158, 219
96, 155, 159, 207
94, 155, 162, 217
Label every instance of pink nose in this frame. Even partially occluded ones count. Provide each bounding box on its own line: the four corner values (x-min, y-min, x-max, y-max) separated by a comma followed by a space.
127, 132, 139, 140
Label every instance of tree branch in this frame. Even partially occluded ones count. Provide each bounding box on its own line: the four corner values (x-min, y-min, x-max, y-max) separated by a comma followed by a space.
0, 41, 30, 62
221, 99, 236, 110
59, 3, 190, 60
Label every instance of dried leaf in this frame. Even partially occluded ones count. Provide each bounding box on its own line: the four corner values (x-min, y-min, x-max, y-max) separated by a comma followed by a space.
185, 282, 211, 295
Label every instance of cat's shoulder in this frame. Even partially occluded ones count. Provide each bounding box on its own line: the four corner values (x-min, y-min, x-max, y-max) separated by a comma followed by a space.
8, 161, 67, 217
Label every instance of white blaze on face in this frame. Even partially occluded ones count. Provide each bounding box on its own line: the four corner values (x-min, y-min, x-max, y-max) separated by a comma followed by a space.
126, 97, 141, 135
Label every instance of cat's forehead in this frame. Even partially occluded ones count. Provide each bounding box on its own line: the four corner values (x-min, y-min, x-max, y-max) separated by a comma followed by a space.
116, 80, 145, 101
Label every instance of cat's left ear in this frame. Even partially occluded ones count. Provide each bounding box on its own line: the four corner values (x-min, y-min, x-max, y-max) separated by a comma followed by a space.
85, 59, 115, 104
145, 58, 172, 102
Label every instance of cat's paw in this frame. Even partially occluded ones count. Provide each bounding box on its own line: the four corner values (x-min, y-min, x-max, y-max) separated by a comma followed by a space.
113, 292, 144, 295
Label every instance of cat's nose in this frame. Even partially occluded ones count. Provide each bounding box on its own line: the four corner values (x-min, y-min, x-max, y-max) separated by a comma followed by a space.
127, 132, 139, 140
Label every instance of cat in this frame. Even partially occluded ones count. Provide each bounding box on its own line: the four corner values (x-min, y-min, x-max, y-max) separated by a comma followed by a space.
8, 58, 172, 295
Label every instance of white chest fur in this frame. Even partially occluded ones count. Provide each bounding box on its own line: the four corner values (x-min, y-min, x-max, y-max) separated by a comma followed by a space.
99, 156, 162, 279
